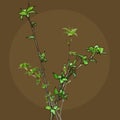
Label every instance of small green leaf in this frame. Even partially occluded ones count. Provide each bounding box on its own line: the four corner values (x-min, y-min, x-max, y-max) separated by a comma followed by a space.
27, 6, 34, 12
31, 21, 37, 27
73, 72, 77, 77
69, 62, 73, 66
59, 77, 67, 84
39, 52, 47, 62
73, 60, 77, 64
25, 71, 33, 76
42, 83, 48, 89
68, 60, 76, 68
99, 48, 104, 54
35, 73, 41, 79
70, 28, 78, 36
45, 106, 51, 110
19, 63, 31, 69
19, 11, 27, 16
69, 51, 77, 56
36, 79, 41, 85
87, 46, 95, 53
63, 64, 67, 74
83, 60, 88, 65
26, 14, 30, 17
20, 16, 23, 20
30, 67, 38, 74
53, 73, 61, 79
50, 95, 55, 102
63, 27, 78, 37
53, 106, 59, 110
54, 88, 59, 95
63, 94, 68, 99
53, 73, 58, 79
59, 90, 64, 94
78, 55, 89, 65
87, 45, 105, 54
51, 109, 56, 115
26, 35, 35, 39
28, 11, 36, 14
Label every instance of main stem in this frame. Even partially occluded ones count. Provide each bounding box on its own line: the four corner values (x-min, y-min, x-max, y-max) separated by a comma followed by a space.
27, 17, 54, 107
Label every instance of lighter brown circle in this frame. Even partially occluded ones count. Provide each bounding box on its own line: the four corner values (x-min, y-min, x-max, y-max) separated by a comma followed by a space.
9, 10, 110, 110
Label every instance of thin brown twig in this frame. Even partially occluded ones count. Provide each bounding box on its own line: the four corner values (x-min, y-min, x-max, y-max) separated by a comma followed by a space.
26, 15, 53, 106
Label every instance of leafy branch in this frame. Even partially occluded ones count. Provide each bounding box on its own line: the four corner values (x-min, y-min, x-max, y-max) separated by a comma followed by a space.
18, 2, 107, 120
19, 3, 55, 112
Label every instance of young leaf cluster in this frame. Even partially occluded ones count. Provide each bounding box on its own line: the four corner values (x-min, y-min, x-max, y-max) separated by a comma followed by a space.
69, 44, 106, 66
45, 105, 60, 115
53, 72, 68, 84
54, 88, 68, 100
63, 28, 78, 37
39, 52, 47, 62
19, 62, 41, 85
19, 6, 36, 20
87, 45, 105, 54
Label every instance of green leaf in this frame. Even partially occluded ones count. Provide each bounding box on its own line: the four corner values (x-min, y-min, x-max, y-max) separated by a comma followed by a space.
77, 54, 84, 58
51, 109, 56, 115
50, 95, 55, 102
26, 35, 35, 39
28, 11, 36, 14
53, 73, 58, 79
87, 45, 105, 54
30, 67, 38, 74
42, 83, 48, 89
25, 71, 33, 76
68, 60, 76, 68
59, 90, 65, 94
87, 47, 95, 53
60, 78, 67, 84
20, 16, 23, 20
39, 52, 47, 62
19, 11, 27, 16
69, 51, 77, 56
70, 28, 78, 36
82, 59, 89, 65
19, 63, 31, 69
63, 94, 68, 99
19, 6, 36, 20
53, 73, 61, 79
35, 73, 41, 78
27, 6, 34, 12
53, 106, 59, 110
36, 79, 41, 85
73, 60, 77, 64
19, 9, 28, 20
69, 62, 73, 66
54, 88, 59, 95
53, 106, 58, 110
63, 64, 67, 74
73, 72, 77, 77
26, 14, 30, 17
78, 55, 89, 65
98, 48, 104, 54
58, 90, 66, 98
31, 21, 37, 27
63, 27, 78, 37
45, 106, 51, 110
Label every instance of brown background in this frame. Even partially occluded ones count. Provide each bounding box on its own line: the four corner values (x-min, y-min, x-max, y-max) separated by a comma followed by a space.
0, 0, 119, 120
